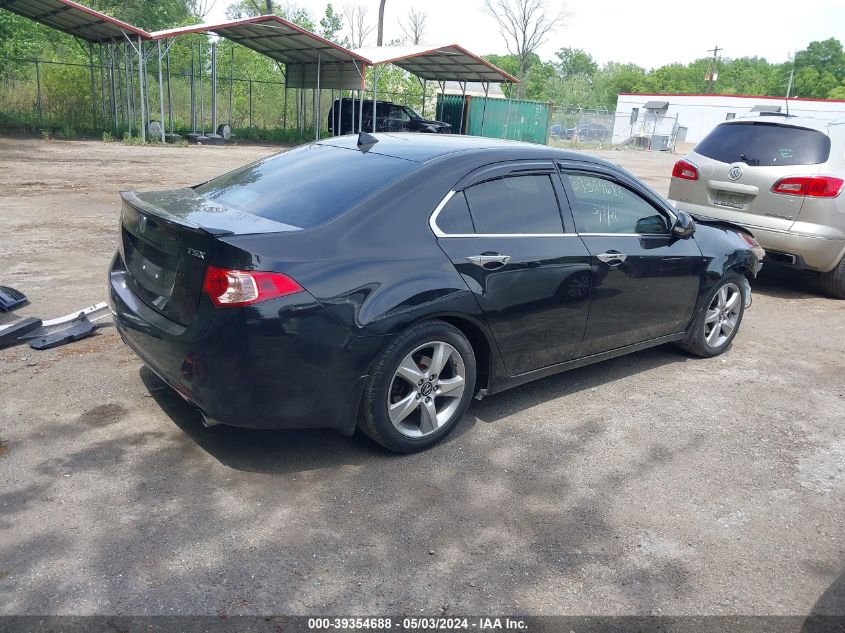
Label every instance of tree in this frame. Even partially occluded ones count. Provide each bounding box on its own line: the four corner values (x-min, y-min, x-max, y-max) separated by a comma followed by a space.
86, 0, 195, 30
190, 0, 218, 19
319, 3, 345, 44
377, 0, 387, 46
483, 0, 566, 98
342, 4, 374, 48
399, 8, 427, 45
790, 38, 845, 98
225, 0, 315, 30
553, 48, 597, 79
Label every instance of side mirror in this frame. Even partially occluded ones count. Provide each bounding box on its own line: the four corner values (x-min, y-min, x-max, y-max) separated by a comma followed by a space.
671, 210, 696, 239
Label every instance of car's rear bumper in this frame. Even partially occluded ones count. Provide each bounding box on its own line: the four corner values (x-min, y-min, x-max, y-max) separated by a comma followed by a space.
675, 203, 845, 272
108, 253, 379, 433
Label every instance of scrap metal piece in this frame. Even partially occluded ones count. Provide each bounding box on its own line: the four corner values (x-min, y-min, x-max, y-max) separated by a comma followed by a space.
0, 286, 28, 312
40, 301, 110, 329
29, 315, 97, 350
0, 317, 43, 349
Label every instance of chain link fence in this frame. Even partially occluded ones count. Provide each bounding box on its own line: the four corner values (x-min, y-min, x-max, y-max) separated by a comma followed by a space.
549, 106, 683, 152
0, 56, 431, 143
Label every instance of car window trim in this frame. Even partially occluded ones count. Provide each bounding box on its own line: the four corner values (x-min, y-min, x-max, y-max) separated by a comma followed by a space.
556, 166, 677, 236
429, 190, 577, 238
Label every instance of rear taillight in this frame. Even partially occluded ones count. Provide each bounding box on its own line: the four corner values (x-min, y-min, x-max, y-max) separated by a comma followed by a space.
202, 266, 303, 307
672, 159, 699, 181
771, 176, 844, 198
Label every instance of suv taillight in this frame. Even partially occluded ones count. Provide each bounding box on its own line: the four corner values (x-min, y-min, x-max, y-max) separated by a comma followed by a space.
202, 266, 303, 307
771, 176, 844, 198
672, 159, 699, 181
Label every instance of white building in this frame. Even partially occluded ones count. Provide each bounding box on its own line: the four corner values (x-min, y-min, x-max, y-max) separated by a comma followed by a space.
612, 93, 845, 147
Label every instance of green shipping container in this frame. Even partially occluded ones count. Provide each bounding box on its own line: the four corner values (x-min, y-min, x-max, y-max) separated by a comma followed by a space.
434, 93, 468, 134
434, 93, 552, 145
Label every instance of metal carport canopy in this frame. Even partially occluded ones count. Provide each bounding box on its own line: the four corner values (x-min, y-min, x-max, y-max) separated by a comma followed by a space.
0, 0, 151, 42
353, 45, 519, 84
152, 16, 370, 90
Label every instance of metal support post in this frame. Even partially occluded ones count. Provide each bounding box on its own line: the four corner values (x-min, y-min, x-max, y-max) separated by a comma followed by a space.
422, 79, 426, 118
190, 43, 196, 131
504, 96, 512, 140
88, 43, 97, 130
229, 47, 234, 126
199, 42, 205, 134
457, 81, 467, 134
109, 43, 118, 132
358, 86, 364, 133
372, 66, 378, 133
480, 81, 489, 136
166, 45, 173, 135
157, 40, 165, 142
35, 59, 42, 126
315, 53, 321, 140
137, 37, 146, 142
210, 41, 218, 134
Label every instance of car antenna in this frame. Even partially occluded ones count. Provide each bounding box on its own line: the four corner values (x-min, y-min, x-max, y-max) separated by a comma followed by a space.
357, 131, 379, 152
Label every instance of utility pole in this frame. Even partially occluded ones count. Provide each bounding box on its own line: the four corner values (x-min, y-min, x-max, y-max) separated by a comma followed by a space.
706, 45, 721, 94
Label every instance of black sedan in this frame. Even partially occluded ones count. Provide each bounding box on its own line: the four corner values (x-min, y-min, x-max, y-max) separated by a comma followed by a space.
109, 133, 764, 453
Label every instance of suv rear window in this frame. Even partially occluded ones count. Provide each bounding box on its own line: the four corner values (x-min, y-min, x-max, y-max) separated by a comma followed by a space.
694, 122, 830, 166
195, 144, 415, 229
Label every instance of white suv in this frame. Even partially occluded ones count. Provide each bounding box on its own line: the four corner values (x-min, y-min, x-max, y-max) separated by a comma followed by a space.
669, 116, 845, 298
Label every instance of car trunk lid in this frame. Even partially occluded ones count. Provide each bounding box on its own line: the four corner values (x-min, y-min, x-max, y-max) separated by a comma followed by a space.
700, 159, 816, 231
119, 189, 297, 325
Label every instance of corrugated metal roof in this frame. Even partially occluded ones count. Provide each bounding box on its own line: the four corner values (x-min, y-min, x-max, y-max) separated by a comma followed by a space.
153, 15, 370, 90
153, 16, 368, 66
353, 45, 518, 84
0, 0, 151, 42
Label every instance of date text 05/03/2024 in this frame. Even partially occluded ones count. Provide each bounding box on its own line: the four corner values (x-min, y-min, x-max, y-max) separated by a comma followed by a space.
307, 617, 529, 630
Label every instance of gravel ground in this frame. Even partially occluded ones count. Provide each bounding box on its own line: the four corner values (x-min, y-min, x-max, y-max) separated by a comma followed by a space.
0, 137, 842, 617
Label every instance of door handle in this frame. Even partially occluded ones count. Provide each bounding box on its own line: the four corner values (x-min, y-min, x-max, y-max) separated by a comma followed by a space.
467, 254, 511, 269
596, 251, 627, 265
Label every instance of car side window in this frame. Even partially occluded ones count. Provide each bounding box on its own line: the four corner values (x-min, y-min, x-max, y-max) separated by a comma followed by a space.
561, 172, 670, 235
436, 191, 475, 234
463, 174, 564, 234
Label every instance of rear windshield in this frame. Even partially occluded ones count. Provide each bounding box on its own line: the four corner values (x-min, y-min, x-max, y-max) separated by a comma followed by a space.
195, 143, 415, 229
694, 122, 830, 166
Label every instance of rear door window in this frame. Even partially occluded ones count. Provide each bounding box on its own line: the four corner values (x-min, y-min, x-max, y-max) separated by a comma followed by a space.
463, 175, 564, 234
436, 192, 475, 234
694, 122, 831, 166
195, 144, 415, 230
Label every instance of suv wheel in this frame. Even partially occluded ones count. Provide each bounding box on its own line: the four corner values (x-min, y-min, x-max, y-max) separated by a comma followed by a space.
820, 256, 845, 299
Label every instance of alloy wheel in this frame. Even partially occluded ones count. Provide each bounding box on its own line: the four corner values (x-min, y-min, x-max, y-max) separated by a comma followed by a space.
387, 341, 466, 438
704, 282, 742, 348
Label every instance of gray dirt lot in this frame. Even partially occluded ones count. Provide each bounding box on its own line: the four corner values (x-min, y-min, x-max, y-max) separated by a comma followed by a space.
0, 138, 842, 616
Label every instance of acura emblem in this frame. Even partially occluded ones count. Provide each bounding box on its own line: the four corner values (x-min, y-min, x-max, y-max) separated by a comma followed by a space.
138, 214, 147, 233
728, 166, 743, 181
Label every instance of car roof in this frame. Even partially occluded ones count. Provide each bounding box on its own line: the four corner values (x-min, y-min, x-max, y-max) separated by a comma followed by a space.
316, 132, 614, 165
725, 115, 839, 134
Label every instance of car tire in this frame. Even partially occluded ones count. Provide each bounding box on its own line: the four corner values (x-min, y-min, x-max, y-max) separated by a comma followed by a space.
820, 255, 845, 299
677, 272, 746, 358
359, 320, 476, 453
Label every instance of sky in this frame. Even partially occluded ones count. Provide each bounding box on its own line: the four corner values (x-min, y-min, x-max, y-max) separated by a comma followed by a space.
206, 0, 845, 69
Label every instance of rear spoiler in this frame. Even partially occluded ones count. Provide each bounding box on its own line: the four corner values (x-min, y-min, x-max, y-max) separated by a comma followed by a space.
120, 190, 234, 236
